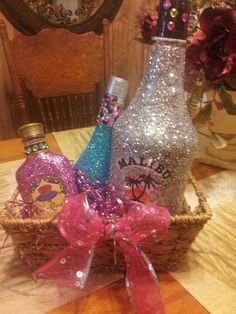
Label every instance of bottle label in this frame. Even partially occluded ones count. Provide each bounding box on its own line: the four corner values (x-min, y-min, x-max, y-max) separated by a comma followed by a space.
117, 156, 172, 204
30, 176, 67, 218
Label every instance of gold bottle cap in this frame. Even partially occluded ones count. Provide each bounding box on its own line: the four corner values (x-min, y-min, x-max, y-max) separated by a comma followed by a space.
18, 123, 45, 142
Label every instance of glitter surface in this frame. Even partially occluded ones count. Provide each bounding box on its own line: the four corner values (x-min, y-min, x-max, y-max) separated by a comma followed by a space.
109, 38, 197, 215
74, 124, 113, 183
16, 151, 78, 218
75, 77, 128, 184
97, 93, 122, 127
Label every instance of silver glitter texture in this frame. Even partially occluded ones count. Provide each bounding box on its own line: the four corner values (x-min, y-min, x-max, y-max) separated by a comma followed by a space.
109, 38, 197, 215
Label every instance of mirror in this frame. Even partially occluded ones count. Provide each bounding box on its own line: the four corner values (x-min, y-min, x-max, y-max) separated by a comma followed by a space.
0, 0, 122, 34
24, 0, 105, 26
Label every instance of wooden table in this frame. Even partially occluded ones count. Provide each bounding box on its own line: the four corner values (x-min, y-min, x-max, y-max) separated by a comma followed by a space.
0, 134, 223, 314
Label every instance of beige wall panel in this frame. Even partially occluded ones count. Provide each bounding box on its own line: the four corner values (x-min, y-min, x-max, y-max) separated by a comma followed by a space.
111, 0, 158, 104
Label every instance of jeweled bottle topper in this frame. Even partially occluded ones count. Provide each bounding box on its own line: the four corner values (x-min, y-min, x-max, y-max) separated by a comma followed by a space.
98, 76, 128, 127
157, 0, 191, 39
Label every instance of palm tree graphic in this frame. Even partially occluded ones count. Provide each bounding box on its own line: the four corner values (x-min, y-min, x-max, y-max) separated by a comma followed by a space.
125, 176, 140, 201
125, 174, 158, 202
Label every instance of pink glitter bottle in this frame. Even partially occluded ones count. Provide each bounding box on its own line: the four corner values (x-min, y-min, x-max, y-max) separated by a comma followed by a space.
16, 123, 78, 219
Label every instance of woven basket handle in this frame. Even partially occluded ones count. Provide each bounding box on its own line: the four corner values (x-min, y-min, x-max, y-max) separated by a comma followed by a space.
189, 173, 211, 215
10, 188, 19, 201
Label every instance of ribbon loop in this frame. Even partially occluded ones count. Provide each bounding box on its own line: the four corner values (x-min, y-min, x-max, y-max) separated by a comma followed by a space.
33, 189, 170, 314
57, 193, 104, 247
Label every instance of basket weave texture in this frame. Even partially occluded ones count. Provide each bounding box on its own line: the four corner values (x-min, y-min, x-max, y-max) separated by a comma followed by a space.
0, 174, 211, 272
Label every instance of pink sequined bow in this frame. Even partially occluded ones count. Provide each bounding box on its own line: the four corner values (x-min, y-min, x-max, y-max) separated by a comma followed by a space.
33, 192, 170, 314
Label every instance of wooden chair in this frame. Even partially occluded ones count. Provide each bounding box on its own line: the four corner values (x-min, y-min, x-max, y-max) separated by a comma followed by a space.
0, 19, 111, 133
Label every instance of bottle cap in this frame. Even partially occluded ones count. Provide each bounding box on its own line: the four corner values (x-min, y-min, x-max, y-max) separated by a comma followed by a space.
18, 123, 45, 143
106, 76, 129, 105
156, 0, 191, 40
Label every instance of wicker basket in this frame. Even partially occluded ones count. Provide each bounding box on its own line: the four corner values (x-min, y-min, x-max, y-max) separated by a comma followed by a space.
0, 174, 211, 272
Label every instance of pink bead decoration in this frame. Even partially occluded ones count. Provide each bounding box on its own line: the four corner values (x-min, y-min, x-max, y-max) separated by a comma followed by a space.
167, 21, 175, 31
181, 13, 189, 23
163, 0, 172, 10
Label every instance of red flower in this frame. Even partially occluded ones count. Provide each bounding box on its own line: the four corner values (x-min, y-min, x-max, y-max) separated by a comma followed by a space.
186, 7, 236, 84
137, 13, 158, 39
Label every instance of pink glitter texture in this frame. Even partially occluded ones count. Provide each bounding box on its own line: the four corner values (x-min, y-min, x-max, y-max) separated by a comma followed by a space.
16, 151, 78, 218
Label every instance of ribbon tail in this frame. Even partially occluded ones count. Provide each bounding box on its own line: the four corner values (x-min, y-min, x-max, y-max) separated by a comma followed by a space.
119, 240, 165, 314
32, 245, 95, 289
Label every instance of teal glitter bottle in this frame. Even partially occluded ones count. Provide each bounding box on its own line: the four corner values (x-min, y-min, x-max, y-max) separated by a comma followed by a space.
74, 76, 128, 184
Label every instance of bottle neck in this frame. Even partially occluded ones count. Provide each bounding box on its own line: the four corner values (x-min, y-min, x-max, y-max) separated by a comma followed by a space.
97, 93, 123, 127
98, 76, 128, 127
156, 0, 191, 40
137, 37, 187, 111
23, 137, 49, 157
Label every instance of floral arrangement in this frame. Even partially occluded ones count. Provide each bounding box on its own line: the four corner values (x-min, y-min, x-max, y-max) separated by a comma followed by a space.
187, 9, 236, 83
136, 7, 158, 43
186, 5, 236, 126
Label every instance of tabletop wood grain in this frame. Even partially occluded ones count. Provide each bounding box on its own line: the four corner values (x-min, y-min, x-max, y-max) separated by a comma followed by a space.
0, 133, 222, 314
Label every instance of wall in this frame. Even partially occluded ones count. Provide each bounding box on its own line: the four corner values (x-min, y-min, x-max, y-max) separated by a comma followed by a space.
0, 0, 158, 139
0, 13, 16, 140
110, 0, 158, 103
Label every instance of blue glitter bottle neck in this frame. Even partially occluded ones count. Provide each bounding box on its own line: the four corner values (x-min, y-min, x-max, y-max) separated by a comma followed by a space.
74, 124, 112, 183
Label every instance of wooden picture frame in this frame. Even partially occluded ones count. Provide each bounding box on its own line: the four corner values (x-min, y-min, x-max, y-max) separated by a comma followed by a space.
0, 0, 122, 35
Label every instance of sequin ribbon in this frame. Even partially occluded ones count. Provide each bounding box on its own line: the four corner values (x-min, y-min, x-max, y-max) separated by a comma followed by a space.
33, 192, 170, 314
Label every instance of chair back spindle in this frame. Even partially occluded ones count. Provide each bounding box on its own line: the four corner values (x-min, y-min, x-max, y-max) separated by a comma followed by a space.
0, 19, 111, 133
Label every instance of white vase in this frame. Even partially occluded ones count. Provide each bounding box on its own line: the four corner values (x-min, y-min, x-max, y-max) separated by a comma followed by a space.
207, 89, 236, 161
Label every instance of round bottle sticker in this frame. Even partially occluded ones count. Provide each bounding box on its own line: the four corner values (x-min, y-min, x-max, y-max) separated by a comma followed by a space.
30, 176, 67, 218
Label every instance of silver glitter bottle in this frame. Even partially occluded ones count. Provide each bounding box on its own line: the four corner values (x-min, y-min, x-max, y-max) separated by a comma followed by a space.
109, 0, 197, 215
